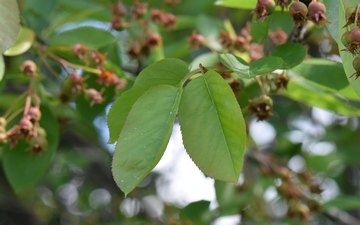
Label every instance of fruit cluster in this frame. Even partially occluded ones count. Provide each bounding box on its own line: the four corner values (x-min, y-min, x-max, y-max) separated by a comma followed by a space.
341, 4, 360, 79
252, 0, 330, 28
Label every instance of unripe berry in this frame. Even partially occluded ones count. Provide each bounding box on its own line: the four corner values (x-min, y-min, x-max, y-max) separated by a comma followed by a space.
18, 117, 34, 136
308, 2, 330, 26
341, 28, 360, 56
20, 60, 37, 77
289, 1, 308, 28
350, 56, 360, 79
252, 0, 276, 21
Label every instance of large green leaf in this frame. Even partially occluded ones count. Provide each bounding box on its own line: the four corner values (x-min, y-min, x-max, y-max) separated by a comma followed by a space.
49, 27, 116, 48
178, 70, 246, 182
288, 58, 348, 91
4, 27, 35, 56
107, 58, 189, 143
338, 0, 360, 97
0, 0, 20, 54
112, 85, 182, 196
180, 200, 211, 222
270, 43, 307, 69
280, 81, 360, 116
2, 105, 59, 192
324, 0, 340, 42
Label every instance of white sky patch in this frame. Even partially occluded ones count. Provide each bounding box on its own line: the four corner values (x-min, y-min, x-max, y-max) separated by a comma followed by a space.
288, 155, 306, 173
249, 120, 276, 146
311, 107, 336, 127
306, 142, 336, 156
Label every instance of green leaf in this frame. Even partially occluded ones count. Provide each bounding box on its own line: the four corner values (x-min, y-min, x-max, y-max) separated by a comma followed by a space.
2, 105, 59, 192
324, 0, 340, 42
178, 70, 246, 182
338, 0, 360, 97
0, 0, 20, 54
219, 53, 252, 79
0, 55, 4, 82
322, 196, 360, 211
215, 0, 257, 10
251, 14, 272, 43
270, 43, 307, 69
288, 58, 349, 91
112, 85, 182, 196
279, 81, 360, 116
180, 200, 210, 221
49, 27, 116, 48
107, 58, 189, 143
4, 27, 35, 56
249, 56, 282, 75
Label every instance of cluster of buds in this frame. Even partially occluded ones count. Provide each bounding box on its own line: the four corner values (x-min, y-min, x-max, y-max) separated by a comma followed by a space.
127, 32, 162, 59
218, 24, 253, 52
269, 28, 288, 46
4, 106, 48, 155
70, 44, 127, 106
341, 4, 360, 79
252, 0, 330, 28
247, 95, 273, 121
268, 72, 290, 92
85, 88, 105, 107
186, 31, 206, 49
150, 10, 177, 30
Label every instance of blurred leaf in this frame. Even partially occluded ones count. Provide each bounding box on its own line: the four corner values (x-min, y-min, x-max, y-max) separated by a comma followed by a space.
280, 81, 360, 116
215, 180, 248, 215
108, 58, 189, 143
338, 0, 360, 97
2, 105, 59, 192
178, 70, 246, 182
4, 27, 35, 56
0, 55, 4, 82
49, 27, 116, 48
270, 43, 307, 69
323, 196, 360, 211
251, 14, 272, 43
288, 58, 348, 91
196, 14, 224, 39
0, 0, 20, 54
190, 52, 219, 71
215, 0, 257, 9
249, 56, 282, 75
180, 200, 210, 222
112, 85, 182, 196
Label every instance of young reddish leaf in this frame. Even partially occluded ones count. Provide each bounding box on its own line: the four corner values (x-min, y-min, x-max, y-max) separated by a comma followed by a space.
0, 0, 20, 54
107, 58, 189, 143
112, 85, 182, 196
178, 70, 246, 182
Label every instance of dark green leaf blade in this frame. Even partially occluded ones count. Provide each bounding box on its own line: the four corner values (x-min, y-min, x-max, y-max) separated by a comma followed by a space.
279, 81, 360, 116
112, 85, 182, 196
288, 58, 349, 91
249, 56, 283, 75
180, 200, 210, 221
270, 43, 307, 69
0, 0, 20, 54
219, 53, 252, 79
2, 106, 59, 192
107, 58, 189, 143
178, 70, 246, 182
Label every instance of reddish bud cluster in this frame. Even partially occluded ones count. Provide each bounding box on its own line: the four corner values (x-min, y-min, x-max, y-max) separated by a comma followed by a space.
269, 28, 288, 45
150, 10, 177, 30
247, 95, 273, 121
73, 44, 90, 60
252, 0, 276, 21
4, 105, 48, 155
131, 0, 148, 19
218, 24, 252, 53
186, 31, 206, 49
85, 88, 105, 106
